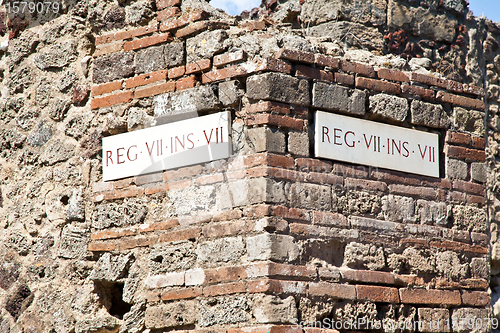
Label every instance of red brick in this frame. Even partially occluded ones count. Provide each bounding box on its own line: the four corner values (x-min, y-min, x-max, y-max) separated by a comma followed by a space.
203, 281, 246, 296
204, 266, 249, 284
91, 91, 133, 109
304, 172, 343, 185
91, 227, 137, 240
410, 72, 447, 89
123, 33, 173, 51
312, 211, 348, 227
371, 169, 421, 186
158, 227, 202, 243
144, 183, 169, 195
377, 68, 409, 82
145, 292, 160, 302
159, 19, 179, 32
157, 7, 181, 21
95, 33, 116, 45
91, 80, 123, 96
446, 145, 485, 162
356, 285, 399, 303
244, 101, 291, 115
176, 21, 209, 38
452, 179, 486, 196
134, 82, 176, 99
164, 165, 203, 181
244, 204, 272, 217
269, 326, 303, 333
303, 329, 340, 333
467, 194, 486, 205
447, 80, 463, 93
356, 77, 401, 94
429, 240, 487, 254
135, 172, 164, 186
275, 48, 314, 64
176, 75, 197, 91
309, 282, 356, 300
116, 235, 158, 250
341, 60, 376, 78
214, 50, 245, 67
202, 220, 255, 238
268, 263, 317, 280
436, 91, 485, 110
168, 66, 185, 79
114, 25, 159, 42
161, 287, 202, 301
401, 84, 435, 100
196, 173, 224, 185
461, 290, 490, 307
240, 20, 266, 31
388, 184, 437, 200
345, 178, 387, 192
445, 131, 471, 146
341, 269, 395, 285
334, 72, 354, 86
295, 65, 333, 81
463, 84, 485, 97
400, 238, 429, 248
472, 136, 486, 149
88, 241, 116, 252
202, 64, 248, 83
166, 178, 192, 190
156, 0, 181, 10
125, 70, 168, 89
399, 288, 461, 305
332, 163, 369, 179
185, 59, 211, 74
296, 158, 332, 172
93, 182, 114, 193
114, 177, 135, 189
248, 279, 307, 294
98, 186, 141, 201
94, 41, 124, 56
139, 219, 179, 233
314, 54, 339, 69
245, 114, 304, 131
160, 10, 209, 32
269, 206, 309, 222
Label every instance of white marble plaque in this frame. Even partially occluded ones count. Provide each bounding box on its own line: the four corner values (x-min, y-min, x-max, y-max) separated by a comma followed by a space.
315, 111, 439, 178
103, 112, 231, 181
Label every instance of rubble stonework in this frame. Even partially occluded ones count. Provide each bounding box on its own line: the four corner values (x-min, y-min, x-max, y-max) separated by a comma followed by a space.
0, 0, 498, 332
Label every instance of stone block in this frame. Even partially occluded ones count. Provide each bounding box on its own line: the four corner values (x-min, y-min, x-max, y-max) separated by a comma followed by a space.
144, 272, 184, 289
343, 242, 385, 270
453, 205, 487, 232
247, 126, 286, 153
249, 178, 286, 204
252, 295, 297, 324
418, 308, 450, 332
135, 45, 165, 74
382, 194, 415, 223
199, 296, 249, 326
75, 316, 119, 333
153, 86, 219, 119
58, 225, 90, 259
145, 301, 197, 329
186, 30, 228, 62
470, 257, 489, 279
247, 72, 310, 106
89, 253, 134, 282
185, 268, 205, 286
40, 139, 75, 165
93, 52, 135, 84
454, 107, 485, 136
246, 234, 299, 262
288, 182, 332, 211
92, 200, 147, 229
446, 158, 468, 180
312, 82, 365, 115
288, 130, 309, 156
217, 179, 249, 210
196, 236, 245, 264
451, 308, 490, 333
435, 251, 468, 280
471, 162, 486, 183
416, 200, 448, 226
219, 80, 242, 106
411, 100, 450, 128
34, 41, 77, 70
164, 42, 185, 67
149, 243, 196, 274
167, 186, 216, 216
369, 93, 408, 122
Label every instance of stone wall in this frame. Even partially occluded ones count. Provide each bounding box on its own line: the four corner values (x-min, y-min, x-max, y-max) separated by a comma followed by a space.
0, 0, 496, 332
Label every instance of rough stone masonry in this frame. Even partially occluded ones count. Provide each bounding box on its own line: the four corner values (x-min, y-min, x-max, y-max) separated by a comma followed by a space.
0, 0, 499, 332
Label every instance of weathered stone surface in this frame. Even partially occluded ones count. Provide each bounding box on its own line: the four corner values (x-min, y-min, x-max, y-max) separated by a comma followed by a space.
253, 295, 297, 324
57, 69, 78, 92
6, 232, 31, 256
135, 45, 165, 74
247, 127, 285, 153
89, 253, 134, 282
93, 52, 135, 84
127, 107, 156, 131
33, 41, 77, 70
454, 107, 485, 136
66, 188, 85, 221
288, 182, 332, 211
301, 0, 386, 26
65, 112, 93, 139
446, 158, 468, 180
187, 30, 228, 62
199, 296, 249, 326
48, 98, 71, 121
9, 65, 33, 93
247, 73, 310, 106
470, 257, 489, 279
58, 224, 90, 259
9, 30, 38, 64
119, 301, 146, 333
125, 0, 154, 25
92, 200, 147, 229
411, 100, 450, 128
288, 131, 309, 156
416, 200, 448, 226
75, 316, 119, 333
40, 140, 75, 165
219, 80, 243, 106
471, 162, 487, 183
343, 242, 385, 270
28, 120, 53, 147
313, 82, 365, 115
453, 205, 487, 232
167, 186, 216, 216
247, 234, 299, 262
154, 86, 219, 119
196, 236, 245, 264
165, 42, 185, 67
149, 243, 196, 274
382, 195, 415, 223
388, 0, 458, 43
418, 308, 450, 332
369, 94, 408, 122
436, 251, 468, 280
5, 284, 33, 320
308, 21, 384, 50
451, 308, 490, 333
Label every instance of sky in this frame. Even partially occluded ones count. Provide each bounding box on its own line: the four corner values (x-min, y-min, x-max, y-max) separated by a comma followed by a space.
468, 0, 500, 22
211, 0, 500, 22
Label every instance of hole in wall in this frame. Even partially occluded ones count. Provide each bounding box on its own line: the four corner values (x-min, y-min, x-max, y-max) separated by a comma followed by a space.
108, 283, 131, 319
60, 195, 69, 205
